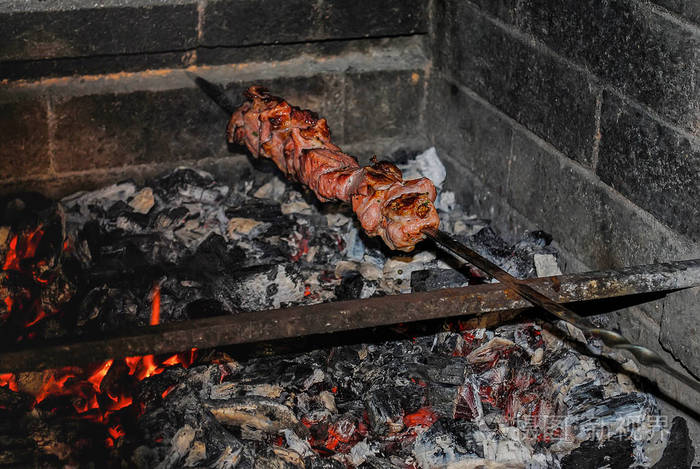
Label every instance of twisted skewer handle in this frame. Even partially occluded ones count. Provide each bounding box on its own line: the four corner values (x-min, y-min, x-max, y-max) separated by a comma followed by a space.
423, 227, 700, 393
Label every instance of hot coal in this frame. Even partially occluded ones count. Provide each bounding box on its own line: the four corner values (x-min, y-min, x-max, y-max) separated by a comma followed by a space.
0, 148, 685, 467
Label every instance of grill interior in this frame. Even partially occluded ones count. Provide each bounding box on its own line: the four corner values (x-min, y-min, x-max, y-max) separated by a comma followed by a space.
0, 0, 698, 466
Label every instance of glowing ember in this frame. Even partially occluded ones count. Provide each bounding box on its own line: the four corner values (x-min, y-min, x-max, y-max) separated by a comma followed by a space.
108, 424, 126, 439
403, 407, 438, 428
87, 359, 114, 393
2, 227, 44, 272
149, 284, 161, 326
2, 235, 19, 271
161, 384, 177, 399
24, 307, 47, 328
106, 393, 133, 412
0, 373, 18, 392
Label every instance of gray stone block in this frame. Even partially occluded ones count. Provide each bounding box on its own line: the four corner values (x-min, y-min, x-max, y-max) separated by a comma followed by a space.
432, 1, 599, 167
342, 69, 425, 144
651, 0, 700, 25
597, 91, 700, 241
507, 128, 699, 269
466, 0, 519, 24
202, 0, 427, 48
0, 2, 198, 61
322, 0, 427, 39
52, 87, 229, 172
426, 79, 512, 196
0, 99, 50, 180
202, 0, 320, 47
514, 0, 700, 132
660, 286, 700, 378
1, 51, 193, 82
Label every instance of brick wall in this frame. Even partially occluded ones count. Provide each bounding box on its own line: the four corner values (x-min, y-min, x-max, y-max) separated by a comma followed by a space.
0, 1, 431, 197
428, 0, 700, 440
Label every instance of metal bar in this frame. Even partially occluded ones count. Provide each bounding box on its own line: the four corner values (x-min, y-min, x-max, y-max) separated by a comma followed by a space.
423, 228, 700, 394
0, 259, 699, 373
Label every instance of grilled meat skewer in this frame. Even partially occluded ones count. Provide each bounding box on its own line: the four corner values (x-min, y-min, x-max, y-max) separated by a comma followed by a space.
227, 86, 440, 251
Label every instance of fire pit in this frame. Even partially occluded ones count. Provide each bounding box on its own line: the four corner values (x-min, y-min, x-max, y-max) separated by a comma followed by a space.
1, 0, 699, 467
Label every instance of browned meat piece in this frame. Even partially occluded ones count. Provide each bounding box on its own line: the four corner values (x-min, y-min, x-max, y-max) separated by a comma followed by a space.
227, 86, 440, 251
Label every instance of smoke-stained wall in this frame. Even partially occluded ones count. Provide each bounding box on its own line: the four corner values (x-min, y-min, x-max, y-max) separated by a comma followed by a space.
427, 0, 700, 445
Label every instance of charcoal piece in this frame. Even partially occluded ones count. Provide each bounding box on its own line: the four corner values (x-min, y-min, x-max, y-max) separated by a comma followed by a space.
519, 230, 553, 248
135, 367, 188, 405
561, 437, 634, 469
225, 199, 284, 223
115, 211, 151, 231
105, 200, 133, 219
185, 233, 245, 275
412, 418, 483, 466
426, 384, 458, 418
652, 417, 694, 469
395, 383, 426, 414
304, 457, 345, 468
151, 206, 189, 230
423, 357, 468, 385
0, 385, 33, 413
152, 168, 215, 196
410, 268, 470, 292
136, 384, 255, 469
564, 380, 605, 413
184, 298, 230, 319
465, 226, 511, 260
335, 273, 364, 301
364, 389, 404, 435
359, 457, 395, 468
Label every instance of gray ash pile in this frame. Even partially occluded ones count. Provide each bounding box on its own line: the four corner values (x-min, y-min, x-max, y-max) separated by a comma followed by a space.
0, 149, 688, 467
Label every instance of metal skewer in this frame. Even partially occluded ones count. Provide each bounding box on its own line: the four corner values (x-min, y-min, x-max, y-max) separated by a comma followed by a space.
423, 227, 700, 393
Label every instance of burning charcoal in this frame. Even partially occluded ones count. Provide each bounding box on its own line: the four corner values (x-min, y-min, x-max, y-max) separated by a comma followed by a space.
0, 160, 675, 466
410, 267, 470, 291
412, 419, 484, 467
454, 380, 483, 421
427, 384, 459, 418
364, 389, 404, 435
0, 383, 33, 412
304, 457, 345, 468
563, 380, 605, 413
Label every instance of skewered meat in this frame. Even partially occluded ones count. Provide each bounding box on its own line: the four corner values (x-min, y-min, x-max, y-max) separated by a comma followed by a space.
227, 86, 440, 251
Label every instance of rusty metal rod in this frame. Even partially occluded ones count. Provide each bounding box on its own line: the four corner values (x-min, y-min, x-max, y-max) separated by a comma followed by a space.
424, 228, 700, 393
0, 259, 699, 373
